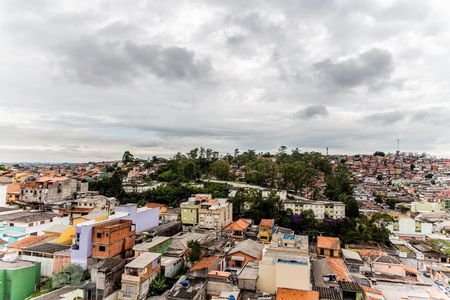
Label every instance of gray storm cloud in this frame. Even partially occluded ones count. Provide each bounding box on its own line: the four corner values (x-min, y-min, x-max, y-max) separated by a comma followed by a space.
314, 48, 394, 89
55, 37, 212, 86
296, 105, 329, 120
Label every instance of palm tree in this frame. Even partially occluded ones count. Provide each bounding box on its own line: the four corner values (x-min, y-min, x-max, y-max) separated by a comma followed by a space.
148, 275, 167, 296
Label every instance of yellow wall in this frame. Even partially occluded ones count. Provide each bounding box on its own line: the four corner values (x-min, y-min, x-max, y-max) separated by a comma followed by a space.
55, 215, 108, 245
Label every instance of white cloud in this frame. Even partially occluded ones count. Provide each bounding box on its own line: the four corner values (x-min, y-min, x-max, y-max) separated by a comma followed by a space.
1, 0, 450, 161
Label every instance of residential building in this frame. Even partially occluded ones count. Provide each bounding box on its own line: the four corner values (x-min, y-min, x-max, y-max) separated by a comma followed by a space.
91, 219, 135, 259
145, 203, 168, 215
91, 258, 126, 299
198, 198, 232, 230
0, 260, 41, 300
258, 218, 275, 243
410, 201, 442, 213
161, 207, 181, 223
70, 194, 117, 214
19, 177, 88, 205
283, 198, 346, 219
168, 231, 207, 259
223, 218, 252, 240
311, 257, 363, 299
32, 286, 84, 300
6, 184, 21, 203
341, 249, 364, 273
0, 184, 8, 207
119, 252, 162, 300
276, 288, 319, 300
387, 216, 433, 240
257, 250, 311, 294
189, 256, 223, 279
268, 232, 309, 256
161, 255, 184, 278
317, 236, 341, 257
20, 242, 70, 277
43, 223, 71, 240
53, 249, 71, 273
7, 235, 48, 252
226, 239, 264, 268
1, 212, 69, 244
71, 204, 159, 269
237, 262, 259, 292
166, 276, 207, 300
180, 194, 212, 226
133, 236, 172, 256
368, 254, 420, 281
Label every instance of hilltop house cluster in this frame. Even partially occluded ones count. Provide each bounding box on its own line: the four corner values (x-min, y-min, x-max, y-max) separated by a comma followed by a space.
1, 156, 450, 300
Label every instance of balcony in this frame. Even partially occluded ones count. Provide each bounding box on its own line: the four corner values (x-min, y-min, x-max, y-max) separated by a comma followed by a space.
121, 274, 141, 283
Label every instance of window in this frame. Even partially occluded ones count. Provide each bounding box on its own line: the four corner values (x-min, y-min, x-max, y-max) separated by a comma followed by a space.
125, 285, 134, 295
97, 232, 102, 238
29, 223, 33, 227
99, 245, 106, 252
9, 223, 14, 227
40, 221, 45, 224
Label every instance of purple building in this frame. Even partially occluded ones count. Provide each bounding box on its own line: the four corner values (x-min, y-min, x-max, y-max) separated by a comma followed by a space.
71, 204, 159, 269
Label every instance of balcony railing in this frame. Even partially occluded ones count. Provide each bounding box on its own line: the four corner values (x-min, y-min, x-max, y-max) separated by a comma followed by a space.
121, 274, 140, 283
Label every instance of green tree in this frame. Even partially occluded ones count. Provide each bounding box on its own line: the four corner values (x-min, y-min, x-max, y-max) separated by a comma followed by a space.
373, 151, 385, 157
52, 264, 84, 289
187, 240, 202, 262
245, 158, 277, 187
338, 193, 360, 218
89, 169, 124, 199
122, 151, 134, 163
374, 194, 383, 204
148, 274, 168, 296
385, 198, 397, 209
210, 160, 231, 180
325, 165, 355, 200
281, 161, 317, 196
397, 204, 409, 214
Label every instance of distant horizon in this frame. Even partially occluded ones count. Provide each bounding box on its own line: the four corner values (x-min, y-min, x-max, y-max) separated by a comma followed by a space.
1, 148, 448, 165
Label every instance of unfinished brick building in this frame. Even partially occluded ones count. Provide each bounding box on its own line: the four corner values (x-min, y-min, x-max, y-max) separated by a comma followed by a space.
92, 219, 136, 259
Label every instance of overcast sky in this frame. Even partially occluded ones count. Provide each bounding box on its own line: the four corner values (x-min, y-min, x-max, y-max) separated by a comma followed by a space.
1, 0, 450, 162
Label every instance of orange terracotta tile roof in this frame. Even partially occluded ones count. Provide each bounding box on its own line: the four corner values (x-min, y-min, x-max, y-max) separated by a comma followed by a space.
259, 219, 275, 227
317, 236, 340, 250
277, 288, 319, 300
362, 286, 384, 296
8, 235, 47, 249
208, 270, 230, 278
402, 264, 419, 274
190, 256, 219, 271
7, 184, 20, 193
37, 176, 68, 183
224, 218, 252, 231
326, 257, 351, 282
358, 249, 386, 257
146, 203, 167, 209
202, 199, 218, 206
